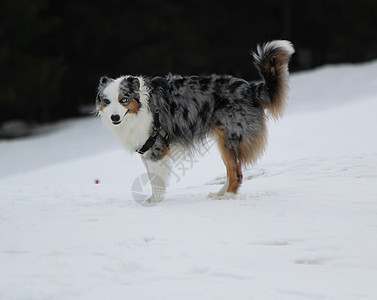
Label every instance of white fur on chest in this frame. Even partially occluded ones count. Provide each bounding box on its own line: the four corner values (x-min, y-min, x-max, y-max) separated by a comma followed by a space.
102, 108, 153, 152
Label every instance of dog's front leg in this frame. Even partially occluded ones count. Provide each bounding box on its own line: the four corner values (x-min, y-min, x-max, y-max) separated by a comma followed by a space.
140, 155, 170, 203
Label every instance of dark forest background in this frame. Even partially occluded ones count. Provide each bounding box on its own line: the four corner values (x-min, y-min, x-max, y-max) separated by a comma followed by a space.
1, 0, 377, 127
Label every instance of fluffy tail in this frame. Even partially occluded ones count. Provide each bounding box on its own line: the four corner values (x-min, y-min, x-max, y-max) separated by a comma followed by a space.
252, 40, 295, 120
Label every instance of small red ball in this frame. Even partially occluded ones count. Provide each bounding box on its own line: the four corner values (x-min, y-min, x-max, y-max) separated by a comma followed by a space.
94, 179, 100, 184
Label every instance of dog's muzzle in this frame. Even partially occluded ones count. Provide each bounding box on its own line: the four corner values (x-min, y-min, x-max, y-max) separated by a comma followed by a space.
111, 111, 128, 125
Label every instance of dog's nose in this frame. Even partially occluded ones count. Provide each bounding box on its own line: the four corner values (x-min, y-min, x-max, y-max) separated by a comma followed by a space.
111, 114, 120, 122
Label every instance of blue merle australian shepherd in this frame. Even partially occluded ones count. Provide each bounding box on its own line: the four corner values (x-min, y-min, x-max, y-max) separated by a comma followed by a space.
96, 40, 294, 201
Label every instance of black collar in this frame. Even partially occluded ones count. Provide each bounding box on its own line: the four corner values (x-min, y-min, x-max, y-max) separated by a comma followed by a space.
136, 109, 169, 155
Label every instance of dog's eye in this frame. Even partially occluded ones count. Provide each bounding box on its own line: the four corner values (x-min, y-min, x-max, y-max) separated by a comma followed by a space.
119, 97, 129, 104
103, 99, 111, 105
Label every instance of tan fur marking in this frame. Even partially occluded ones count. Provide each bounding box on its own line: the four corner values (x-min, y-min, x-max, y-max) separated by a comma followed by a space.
118, 94, 139, 114
158, 145, 170, 160
99, 102, 105, 112
215, 128, 242, 194
124, 98, 140, 114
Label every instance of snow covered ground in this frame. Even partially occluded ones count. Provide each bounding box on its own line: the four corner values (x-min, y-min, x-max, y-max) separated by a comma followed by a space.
1, 61, 377, 299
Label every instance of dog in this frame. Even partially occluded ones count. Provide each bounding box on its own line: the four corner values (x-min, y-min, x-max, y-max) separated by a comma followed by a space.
96, 40, 294, 202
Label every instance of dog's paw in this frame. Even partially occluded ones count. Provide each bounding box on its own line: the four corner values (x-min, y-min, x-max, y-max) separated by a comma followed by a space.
135, 195, 162, 206
208, 192, 220, 198
209, 192, 237, 200
145, 196, 162, 203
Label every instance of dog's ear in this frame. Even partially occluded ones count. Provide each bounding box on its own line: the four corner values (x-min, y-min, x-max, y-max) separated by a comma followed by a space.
99, 76, 112, 86
127, 76, 140, 91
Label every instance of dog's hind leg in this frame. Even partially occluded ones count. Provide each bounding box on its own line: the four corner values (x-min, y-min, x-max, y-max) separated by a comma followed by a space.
210, 129, 243, 199
140, 155, 170, 203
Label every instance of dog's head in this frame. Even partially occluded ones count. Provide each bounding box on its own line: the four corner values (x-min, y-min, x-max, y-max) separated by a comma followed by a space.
96, 76, 143, 125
